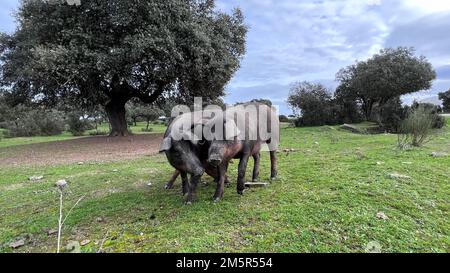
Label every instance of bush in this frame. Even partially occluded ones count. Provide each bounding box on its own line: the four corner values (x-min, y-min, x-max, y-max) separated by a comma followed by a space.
410, 102, 446, 129
398, 105, 436, 148
67, 112, 88, 136
376, 97, 407, 133
279, 115, 289, 123
4, 108, 64, 137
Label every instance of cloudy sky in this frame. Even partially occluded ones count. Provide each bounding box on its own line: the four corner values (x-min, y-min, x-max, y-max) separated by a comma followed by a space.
1, 0, 450, 114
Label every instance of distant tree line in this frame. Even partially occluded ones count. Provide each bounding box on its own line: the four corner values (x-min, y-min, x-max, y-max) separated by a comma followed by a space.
439, 89, 450, 113
288, 47, 447, 132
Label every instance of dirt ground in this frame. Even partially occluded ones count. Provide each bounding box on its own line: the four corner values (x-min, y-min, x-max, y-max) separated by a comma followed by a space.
0, 134, 164, 167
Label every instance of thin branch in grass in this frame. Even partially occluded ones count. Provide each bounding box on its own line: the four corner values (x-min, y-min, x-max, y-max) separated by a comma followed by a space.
55, 180, 85, 253
97, 230, 110, 253
62, 195, 86, 226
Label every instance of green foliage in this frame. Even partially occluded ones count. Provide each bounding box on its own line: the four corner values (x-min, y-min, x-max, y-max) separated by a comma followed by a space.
336, 47, 436, 120
0, 0, 247, 135
249, 98, 272, 107
288, 82, 334, 126
3, 106, 64, 137
67, 112, 89, 136
279, 115, 289, 123
288, 82, 361, 127
375, 97, 407, 133
439, 90, 450, 113
398, 105, 437, 147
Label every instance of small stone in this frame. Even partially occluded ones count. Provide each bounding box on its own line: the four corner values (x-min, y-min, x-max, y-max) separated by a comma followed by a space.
77, 162, 84, 165
431, 152, 448, 158
9, 239, 25, 249
80, 239, 91, 246
389, 173, 411, 180
376, 212, 389, 220
47, 229, 58, 236
290, 148, 296, 152
283, 149, 290, 153
245, 182, 269, 188
376, 161, 384, 165
96, 217, 104, 223
365, 241, 382, 253
147, 182, 152, 187
55, 179, 68, 190
112, 169, 118, 172
314, 142, 319, 145
28, 175, 43, 181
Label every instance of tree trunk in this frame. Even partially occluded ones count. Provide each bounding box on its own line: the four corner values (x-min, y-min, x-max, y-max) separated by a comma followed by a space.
105, 99, 129, 136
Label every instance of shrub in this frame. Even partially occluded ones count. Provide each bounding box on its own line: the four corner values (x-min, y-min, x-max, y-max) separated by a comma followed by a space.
67, 112, 88, 136
377, 97, 407, 133
398, 105, 436, 147
279, 115, 289, 123
4, 108, 64, 137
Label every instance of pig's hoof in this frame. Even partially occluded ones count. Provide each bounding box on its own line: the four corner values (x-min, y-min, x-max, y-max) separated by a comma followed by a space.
213, 197, 221, 203
237, 189, 244, 195
164, 184, 173, 189
185, 201, 192, 205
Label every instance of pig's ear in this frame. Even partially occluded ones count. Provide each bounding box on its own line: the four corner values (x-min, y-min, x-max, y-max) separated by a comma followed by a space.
159, 137, 172, 153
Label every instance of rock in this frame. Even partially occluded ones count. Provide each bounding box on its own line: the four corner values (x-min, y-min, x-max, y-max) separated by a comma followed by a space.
55, 179, 68, 190
80, 239, 91, 246
47, 229, 58, 236
28, 176, 43, 181
340, 124, 363, 134
389, 173, 411, 180
112, 169, 119, 172
431, 152, 448, 158
376, 161, 384, 165
65, 241, 81, 253
96, 217, 104, 223
77, 162, 84, 165
365, 241, 382, 253
245, 182, 269, 188
376, 212, 389, 220
283, 149, 290, 153
9, 239, 25, 249
290, 148, 296, 152
147, 182, 152, 187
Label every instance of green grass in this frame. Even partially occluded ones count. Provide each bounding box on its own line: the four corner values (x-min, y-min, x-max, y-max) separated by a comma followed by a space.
0, 120, 449, 253
0, 122, 166, 149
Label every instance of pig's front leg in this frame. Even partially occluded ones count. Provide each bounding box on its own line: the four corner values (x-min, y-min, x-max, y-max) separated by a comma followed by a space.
237, 154, 250, 195
165, 169, 180, 189
213, 163, 227, 202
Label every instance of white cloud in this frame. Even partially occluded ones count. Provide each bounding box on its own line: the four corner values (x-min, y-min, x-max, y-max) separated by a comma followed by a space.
403, 0, 450, 14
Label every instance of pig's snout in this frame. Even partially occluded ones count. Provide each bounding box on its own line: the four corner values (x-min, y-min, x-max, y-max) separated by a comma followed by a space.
208, 157, 222, 167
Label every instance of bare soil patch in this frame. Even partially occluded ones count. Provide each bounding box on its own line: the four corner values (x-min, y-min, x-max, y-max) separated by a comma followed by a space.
0, 134, 163, 167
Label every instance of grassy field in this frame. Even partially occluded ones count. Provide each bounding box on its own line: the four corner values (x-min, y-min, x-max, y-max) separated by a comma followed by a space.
0, 119, 449, 253
0, 122, 166, 149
